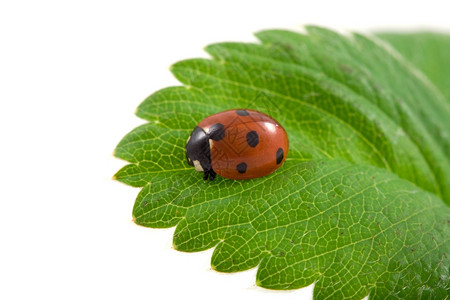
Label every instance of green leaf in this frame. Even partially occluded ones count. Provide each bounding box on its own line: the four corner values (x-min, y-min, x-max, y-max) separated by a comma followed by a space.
114, 26, 450, 299
377, 32, 450, 103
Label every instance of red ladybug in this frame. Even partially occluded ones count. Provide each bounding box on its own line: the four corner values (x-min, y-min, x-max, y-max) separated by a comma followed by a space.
185, 109, 289, 180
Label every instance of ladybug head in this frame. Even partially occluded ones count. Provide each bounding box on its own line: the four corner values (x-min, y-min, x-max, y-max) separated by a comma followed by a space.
185, 126, 212, 173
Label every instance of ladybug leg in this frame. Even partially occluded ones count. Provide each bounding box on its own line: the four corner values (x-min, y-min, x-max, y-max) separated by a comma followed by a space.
203, 169, 216, 181
208, 169, 216, 181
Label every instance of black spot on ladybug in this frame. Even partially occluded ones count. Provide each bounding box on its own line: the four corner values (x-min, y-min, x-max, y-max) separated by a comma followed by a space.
276, 148, 284, 164
246, 131, 259, 147
236, 109, 250, 116
209, 123, 225, 141
236, 162, 247, 173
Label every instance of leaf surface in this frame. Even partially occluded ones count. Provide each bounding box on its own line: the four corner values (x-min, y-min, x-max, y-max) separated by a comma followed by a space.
377, 32, 450, 103
114, 26, 450, 299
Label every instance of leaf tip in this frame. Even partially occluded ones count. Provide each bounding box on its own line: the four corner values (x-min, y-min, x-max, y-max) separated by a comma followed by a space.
111, 169, 120, 181
255, 278, 263, 288
172, 241, 179, 251
168, 63, 177, 72
210, 262, 218, 271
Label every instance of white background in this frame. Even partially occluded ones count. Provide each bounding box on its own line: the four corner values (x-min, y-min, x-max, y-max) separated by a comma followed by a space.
1, 1, 449, 299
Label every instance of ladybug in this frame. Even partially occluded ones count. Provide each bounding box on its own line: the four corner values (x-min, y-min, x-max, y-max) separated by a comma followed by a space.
185, 109, 289, 180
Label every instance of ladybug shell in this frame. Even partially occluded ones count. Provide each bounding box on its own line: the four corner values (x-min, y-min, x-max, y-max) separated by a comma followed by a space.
198, 109, 288, 180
